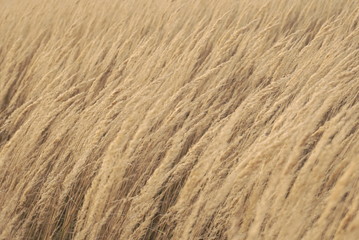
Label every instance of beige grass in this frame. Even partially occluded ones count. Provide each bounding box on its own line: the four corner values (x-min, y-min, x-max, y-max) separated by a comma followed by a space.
1, 0, 359, 239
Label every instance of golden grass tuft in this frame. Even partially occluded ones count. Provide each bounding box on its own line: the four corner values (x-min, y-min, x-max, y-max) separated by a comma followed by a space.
1, 0, 359, 239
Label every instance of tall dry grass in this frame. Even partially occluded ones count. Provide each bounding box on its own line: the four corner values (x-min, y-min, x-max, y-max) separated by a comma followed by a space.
0, 0, 359, 239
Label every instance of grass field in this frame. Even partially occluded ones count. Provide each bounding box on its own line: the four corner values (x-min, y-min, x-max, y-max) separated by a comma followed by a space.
0, 0, 359, 239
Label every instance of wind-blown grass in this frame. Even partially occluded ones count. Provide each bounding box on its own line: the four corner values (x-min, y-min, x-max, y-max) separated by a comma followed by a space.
0, 0, 359, 239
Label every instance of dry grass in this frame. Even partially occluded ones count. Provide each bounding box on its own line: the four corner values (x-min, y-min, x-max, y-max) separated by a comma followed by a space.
1, 0, 359, 239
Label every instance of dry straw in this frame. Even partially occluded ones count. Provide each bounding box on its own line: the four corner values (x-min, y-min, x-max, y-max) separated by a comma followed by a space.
0, 0, 359, 239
